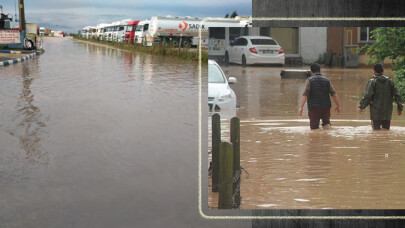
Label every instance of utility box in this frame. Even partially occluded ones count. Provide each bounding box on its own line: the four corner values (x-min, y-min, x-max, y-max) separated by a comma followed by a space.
344, 45, 359, 68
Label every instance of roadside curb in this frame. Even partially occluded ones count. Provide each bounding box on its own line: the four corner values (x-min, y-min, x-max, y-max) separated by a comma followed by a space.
0, 51, 38, 67
0, 50, 36, 54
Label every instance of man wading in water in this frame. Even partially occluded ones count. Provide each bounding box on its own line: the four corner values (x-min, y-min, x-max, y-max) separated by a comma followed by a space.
359, 63, 403, 130
298, 63, 341, 129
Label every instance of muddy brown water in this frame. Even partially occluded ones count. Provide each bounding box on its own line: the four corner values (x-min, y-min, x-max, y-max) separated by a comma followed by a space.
209, 65, 405, 209
0, 37, 252, 227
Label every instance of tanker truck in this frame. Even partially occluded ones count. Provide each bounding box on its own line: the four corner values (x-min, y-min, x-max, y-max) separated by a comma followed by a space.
145, 16, 251, 47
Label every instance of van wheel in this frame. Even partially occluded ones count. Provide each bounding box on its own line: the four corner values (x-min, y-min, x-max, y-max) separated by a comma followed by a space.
225, 52, 229, 66
242, 55, 247, 67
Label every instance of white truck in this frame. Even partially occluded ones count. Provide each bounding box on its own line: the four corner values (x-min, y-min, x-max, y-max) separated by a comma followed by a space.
112, 19, 131, 43
134, 20, 150, 45
80, 26, 91, 38
95, 23, 108, 40
145, 16, 252, 47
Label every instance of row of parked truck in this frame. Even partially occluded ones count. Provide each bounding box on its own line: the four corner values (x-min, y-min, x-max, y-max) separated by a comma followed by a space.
79, 15, 251, 47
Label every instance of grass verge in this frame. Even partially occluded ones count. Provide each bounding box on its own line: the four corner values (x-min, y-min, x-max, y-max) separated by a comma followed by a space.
72, 35, 208, 63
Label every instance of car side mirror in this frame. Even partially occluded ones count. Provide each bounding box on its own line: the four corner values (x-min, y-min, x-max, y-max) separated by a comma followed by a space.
228, 77, 237, 84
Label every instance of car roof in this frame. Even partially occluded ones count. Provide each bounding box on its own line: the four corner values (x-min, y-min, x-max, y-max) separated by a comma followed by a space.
238, 36, 274, 40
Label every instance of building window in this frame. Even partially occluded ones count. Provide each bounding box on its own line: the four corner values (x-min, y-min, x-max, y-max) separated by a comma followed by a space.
360, 27, 376, 43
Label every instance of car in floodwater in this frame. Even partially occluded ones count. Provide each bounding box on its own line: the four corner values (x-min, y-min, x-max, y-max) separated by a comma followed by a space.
208, 60, 237, 111
225, 36, 285, 67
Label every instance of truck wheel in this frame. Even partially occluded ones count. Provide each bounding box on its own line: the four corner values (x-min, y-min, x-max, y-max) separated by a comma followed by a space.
182, 39, 191, 48
172, 39, 180, 47
225, 52, 230, 66
242, 55, 247, 67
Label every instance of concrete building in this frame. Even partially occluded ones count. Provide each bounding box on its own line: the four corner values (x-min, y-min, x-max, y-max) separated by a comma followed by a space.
326, 27, 392, 67
51, 30, 64, 37
257, 27, 327, 65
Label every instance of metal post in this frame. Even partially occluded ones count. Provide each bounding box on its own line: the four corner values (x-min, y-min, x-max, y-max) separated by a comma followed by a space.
19, 0, 25, 31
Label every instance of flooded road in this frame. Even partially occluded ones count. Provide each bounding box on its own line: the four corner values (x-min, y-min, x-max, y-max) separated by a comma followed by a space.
209, 65, 405, 209
0, 37, 251, 227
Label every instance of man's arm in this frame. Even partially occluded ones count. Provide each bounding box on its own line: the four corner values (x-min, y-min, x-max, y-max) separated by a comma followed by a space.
329, 82, 340, 114
393, 83, 403, 116
359, 79, 374, 113
332, 94, 340, 114
299, 79, 310, 116
298, 96, 307, 116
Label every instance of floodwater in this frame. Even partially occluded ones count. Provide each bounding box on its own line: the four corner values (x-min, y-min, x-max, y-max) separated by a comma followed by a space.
0, 37, 251, 227
209, 65, 405, 209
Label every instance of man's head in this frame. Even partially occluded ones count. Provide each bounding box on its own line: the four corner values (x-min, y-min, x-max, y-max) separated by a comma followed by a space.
310, 63, 321, 74
374, 63, 384, 75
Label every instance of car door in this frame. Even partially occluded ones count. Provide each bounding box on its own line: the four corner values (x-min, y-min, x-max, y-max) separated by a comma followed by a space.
229, 38, 242, 63
237, 38, 248, 64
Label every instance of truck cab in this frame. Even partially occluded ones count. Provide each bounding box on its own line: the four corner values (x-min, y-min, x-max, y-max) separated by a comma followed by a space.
134, 20, 150, 45
39, 27, 45, 36
124, 20, 139, 43
105, 25, 114, 41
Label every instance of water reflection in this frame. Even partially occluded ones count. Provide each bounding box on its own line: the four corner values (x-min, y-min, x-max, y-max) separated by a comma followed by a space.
0, 37, 204, 227
14, 64, 48, 165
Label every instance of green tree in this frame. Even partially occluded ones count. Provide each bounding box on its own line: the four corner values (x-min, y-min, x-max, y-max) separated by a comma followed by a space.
230, 11, 238, 18
359, 27, 405, 99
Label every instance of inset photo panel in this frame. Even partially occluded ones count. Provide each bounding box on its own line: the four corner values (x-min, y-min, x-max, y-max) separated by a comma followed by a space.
207, 27, 405, 210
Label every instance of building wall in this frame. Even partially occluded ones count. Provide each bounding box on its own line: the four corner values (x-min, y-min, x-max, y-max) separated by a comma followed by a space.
270, 28, 299, 55
26, 23, 38, 35
300, 27, 327, 64
345, 27, 358, 45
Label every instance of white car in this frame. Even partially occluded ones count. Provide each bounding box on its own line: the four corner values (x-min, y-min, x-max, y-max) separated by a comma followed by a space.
208, 60, 237, 111
225, 36, 285, 66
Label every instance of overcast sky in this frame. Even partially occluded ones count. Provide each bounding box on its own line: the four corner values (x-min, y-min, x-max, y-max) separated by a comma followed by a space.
0, 0, 251, 33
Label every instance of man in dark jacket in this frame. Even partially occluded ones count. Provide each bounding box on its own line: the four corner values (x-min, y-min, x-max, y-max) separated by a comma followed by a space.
299, 63, 341, 129
359, 64, 403, 130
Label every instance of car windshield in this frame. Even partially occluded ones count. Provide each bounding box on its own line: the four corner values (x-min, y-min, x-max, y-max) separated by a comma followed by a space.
208, 64, 226, 83
250, 39, 277, 45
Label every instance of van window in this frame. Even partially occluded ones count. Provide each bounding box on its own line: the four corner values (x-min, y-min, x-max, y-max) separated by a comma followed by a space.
143, 24, 149, 31
209, 27, 225, 39
119, 26, 125, 31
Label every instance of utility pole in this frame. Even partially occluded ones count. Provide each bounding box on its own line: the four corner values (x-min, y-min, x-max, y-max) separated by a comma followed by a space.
19, 0, 25, 31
